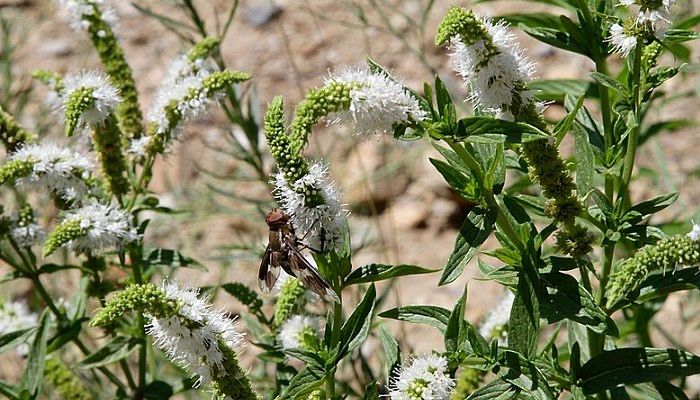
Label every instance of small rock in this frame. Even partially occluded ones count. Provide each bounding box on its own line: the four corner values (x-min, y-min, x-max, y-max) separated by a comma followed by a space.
37, 39, 72, 58
244, 3, 283, 27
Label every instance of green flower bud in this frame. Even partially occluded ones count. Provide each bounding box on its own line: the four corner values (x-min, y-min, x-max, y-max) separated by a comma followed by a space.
555, 224, 595, 257
44, 357, 94, 400
90, 283, 180, 329
451, 367, 484, 399
0, 159, 35, 186
211, 340, 261, 400
289, 82, 352, 151
274, 277, 306, 327
187, 36, 221, 64
0, 106, 36, 152
435, 7, 497, 55
42, 219, 85, 257
89, 116, 130, 195
64, 86, 98, 137
32, 69, 64, 92
264, 96, 310, 181
606, 233, 700, 308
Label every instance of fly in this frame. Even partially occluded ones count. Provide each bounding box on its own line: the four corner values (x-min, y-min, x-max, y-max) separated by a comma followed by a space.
258, 209, 339, 302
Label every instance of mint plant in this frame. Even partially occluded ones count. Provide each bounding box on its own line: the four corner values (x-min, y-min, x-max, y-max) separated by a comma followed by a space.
0, 0, 699, 399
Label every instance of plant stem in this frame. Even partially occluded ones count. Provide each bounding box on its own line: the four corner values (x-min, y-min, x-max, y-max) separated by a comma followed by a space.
446, 140, 525, 251
327, 286, 343, 399
619, 39, 644, 203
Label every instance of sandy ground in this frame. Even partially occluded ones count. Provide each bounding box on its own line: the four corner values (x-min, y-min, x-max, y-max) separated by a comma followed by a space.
1, 0, 699, 394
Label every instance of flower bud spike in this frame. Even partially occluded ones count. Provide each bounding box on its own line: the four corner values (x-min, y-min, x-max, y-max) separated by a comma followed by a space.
57, 0, 144, 139
0, 106, 36, 152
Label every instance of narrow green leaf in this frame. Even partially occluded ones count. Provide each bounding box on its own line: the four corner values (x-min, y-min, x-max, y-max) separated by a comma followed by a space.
0, 380, 19, 399
573, 117, 595, 194
589, 72, 627, 93
440, 207, 497, 285
78, 336, 139, 369
577, 348, 700, 394
277, 365, 325, 400
529, 79, 595, 102
379, 305, 451, 333
21, 310, 49, 395
378, 325, 401, 380
0, 328, 36, 355
455, 117, 549, 144
345, 264, 438, 286
144, 248, 205, 270
337, 285, 376, 359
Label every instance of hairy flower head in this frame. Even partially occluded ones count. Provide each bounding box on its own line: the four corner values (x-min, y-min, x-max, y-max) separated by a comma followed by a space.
273, 161, 347, 253
389, 354, 454, 400
146, 281, 245, 387
43, 201, 137, 256
62, 70, 120, 135
324, 66, 426, 137
1, 142, 94, 201
436, 7, 534, 121
57, 0, 117, 32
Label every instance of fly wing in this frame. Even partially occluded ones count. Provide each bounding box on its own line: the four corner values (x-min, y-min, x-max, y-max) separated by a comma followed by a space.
288, 247, 340, 303
258, 245, 280, 293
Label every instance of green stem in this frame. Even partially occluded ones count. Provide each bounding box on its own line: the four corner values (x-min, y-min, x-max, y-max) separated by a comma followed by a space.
446, 140, 525, 251
619, 39, 645, 204
327, 288, 342, 399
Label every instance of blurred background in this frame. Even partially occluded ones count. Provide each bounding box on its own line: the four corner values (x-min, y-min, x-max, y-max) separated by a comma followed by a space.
0, 0, 699, 394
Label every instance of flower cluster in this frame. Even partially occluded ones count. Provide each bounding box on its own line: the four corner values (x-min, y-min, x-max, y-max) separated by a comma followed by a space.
146, 70, 251, 152
274, 162, 346, 252
62, 70, 120, 136
42, 202, 138, 256
144, 281, 259, 399
609, 0, 677, 56
389, 354, 455, 400
0, 299, 37, 356
278, 315, 322, 351
273, 274, 308, 326
606, 225, 700, 308
435, 7, 535, 121
290, 66, 425, 147
0, 142, 94, 201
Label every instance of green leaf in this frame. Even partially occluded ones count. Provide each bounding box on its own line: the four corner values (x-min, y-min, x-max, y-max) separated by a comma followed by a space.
508, 271, 540, 357
445, 287, 468, 352
278, 365, 325, 400
378, 325, 401, 379
21, 310, 49, 395
521, 25, 587, 57
337, 285, 376, 360
440, 206, 497, 285
78, 336, 139, 369
429, 157, 474, 197
0, 328, 36, 355
573, 107, 595, 194
455, 117, 549, 144
0, 380, 19, 399
589, 72, 627, 93
540, 273, 618, 336
663, 29, 700, 43
500, 351, 558, 399
576, 348, 700, 394
529, 79, 595, 102
144, 248, 205, 271
379, 305, 451, 333
345, 264, 438, 286
622, 192, 678, 224
609, 267, 700, 311
496, 13, 563, 30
